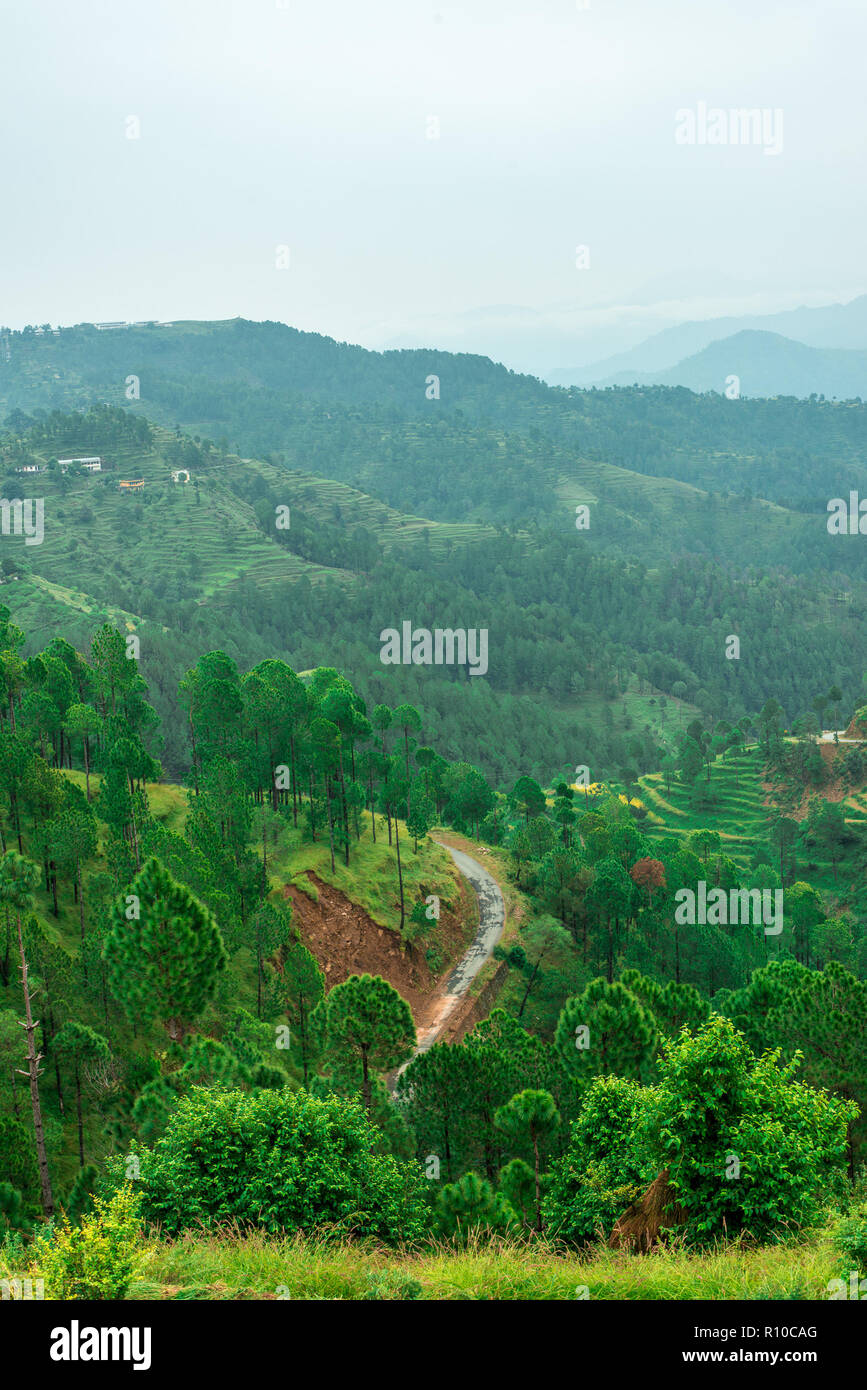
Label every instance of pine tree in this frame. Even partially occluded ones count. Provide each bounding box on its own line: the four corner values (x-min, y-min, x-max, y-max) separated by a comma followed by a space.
325, 973, 415, 1116
494, 1089, 560, 1231
103, 857, 227, 1040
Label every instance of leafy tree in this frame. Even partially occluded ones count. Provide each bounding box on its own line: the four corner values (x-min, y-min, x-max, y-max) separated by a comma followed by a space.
511, 775, 547, 825
629, 856, 666, 907
279, 941, 325, 1085
246, 900, 293, 1017
54, 1022, 110, 1165
406, 779, 435, 853
434, 1172, 517, 1241
648, 1014, 856, 1240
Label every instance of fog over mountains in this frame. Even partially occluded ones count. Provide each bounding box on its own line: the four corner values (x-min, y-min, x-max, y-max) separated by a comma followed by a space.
544, 293, 867, 398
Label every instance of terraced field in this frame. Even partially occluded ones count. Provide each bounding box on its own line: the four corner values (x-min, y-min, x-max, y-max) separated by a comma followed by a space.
639, 751, 769, 867
555, 455, 808, 567
236, 455, 500, 557
2, 426, 508, 644
638, 746, 867, 916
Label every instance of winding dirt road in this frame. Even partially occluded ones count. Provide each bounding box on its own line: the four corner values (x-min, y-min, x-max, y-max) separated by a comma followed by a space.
401, 843, 505, 1069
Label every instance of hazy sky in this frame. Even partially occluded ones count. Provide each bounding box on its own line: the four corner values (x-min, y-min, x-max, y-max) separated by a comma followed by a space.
3, 0, 865, 370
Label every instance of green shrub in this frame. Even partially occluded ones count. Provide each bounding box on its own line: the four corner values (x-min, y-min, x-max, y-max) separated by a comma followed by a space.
122, 1086, 429, 1244
34, 1185, 142, 1300
435, 1172, 518, 1242
647, 1015, 857, 1242
543, 1075, 649, 1244
0, 1115, 40, 1206
833, 1206, 867, 1272
0, 1183, 32, 1235
545, 1162, 639, 1246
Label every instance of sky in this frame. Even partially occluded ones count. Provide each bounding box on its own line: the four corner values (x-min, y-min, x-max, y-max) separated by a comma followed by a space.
2, 0, 865, 372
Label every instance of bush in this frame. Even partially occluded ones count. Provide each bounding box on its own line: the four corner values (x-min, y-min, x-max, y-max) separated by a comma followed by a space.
647, 1015, 857, 1242
0, 1183, 32, 1235
543, 1075, 649, 1244
545, 1162, 639, 1246
34, 1185, 142, 1300
833, 1206, 867, 1273
435, 1173, 518, 1242
120, 1086, 429, 1244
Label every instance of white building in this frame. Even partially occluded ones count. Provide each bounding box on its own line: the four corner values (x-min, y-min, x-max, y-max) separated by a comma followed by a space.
58, 456, 102, 473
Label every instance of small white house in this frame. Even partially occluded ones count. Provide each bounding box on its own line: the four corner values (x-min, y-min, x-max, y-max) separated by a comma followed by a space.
58, 456, 102, 473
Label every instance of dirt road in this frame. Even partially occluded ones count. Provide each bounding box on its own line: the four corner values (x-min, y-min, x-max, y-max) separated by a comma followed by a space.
400, 843, 506, 1068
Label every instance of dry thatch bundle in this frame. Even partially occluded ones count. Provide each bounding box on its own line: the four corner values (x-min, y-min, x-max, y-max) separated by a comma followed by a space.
607, 1167, 687, 1252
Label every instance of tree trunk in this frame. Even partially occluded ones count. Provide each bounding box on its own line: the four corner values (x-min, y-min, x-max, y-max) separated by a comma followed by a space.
518, 952, 545, 1018
16, 913, 54, 1217
78, 860, 87, 982
394, 813, 405, 931
533, 1133, 542, 1232
75, 1065, 85, 1166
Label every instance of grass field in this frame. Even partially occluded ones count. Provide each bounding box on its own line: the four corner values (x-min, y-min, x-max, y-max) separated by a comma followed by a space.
33, 1228, 838, 1301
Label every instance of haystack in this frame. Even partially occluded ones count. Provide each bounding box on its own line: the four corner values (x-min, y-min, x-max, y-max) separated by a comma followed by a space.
607, 1167, 686, 1252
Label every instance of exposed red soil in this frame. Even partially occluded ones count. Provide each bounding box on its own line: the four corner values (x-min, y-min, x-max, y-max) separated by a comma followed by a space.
283, 871, 475, 1034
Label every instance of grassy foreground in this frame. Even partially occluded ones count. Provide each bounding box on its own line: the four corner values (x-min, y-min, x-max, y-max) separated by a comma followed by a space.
107, 1231, 841, 1301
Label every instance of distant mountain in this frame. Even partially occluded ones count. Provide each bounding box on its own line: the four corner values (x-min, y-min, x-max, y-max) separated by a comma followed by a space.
583, 330, 867, 400
548, 295, 867, 387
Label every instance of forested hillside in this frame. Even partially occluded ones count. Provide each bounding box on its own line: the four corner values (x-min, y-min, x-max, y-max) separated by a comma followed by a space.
2, 320, 867, 1306
2, 325, 867, 791
0, 602, 866, 1300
